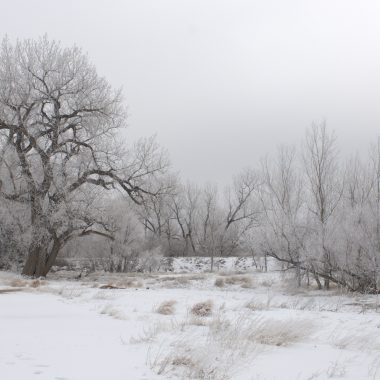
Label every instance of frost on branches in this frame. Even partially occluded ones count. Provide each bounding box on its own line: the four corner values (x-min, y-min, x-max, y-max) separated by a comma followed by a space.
0, 37, 168, 277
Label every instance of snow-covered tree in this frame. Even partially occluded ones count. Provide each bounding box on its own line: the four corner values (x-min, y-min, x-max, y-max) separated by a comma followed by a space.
0, 37, 168, 276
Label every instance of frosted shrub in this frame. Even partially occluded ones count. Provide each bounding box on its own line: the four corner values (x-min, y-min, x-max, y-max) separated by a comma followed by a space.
191, 300, 213, 317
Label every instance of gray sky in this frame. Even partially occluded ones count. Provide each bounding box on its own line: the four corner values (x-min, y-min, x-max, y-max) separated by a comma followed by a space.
2, 0, 380, 184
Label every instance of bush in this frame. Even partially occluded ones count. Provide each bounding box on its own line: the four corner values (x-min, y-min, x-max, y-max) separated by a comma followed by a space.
191, 300, 213, 317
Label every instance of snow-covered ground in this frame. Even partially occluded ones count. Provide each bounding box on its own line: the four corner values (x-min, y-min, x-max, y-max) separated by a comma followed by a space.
1, 269, 380, 380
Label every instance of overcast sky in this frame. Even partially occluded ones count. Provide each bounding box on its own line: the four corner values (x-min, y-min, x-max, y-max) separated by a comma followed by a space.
2, 0, 380, 184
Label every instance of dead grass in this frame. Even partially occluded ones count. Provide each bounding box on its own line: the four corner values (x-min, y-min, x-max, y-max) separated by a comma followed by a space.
143, 303, 313, 380
259, 279, 274, 288
100, 304, 128, 320
30, 279, 44, 288
156, 300, 177, 315
92, 291, 118, 300
8, 279, 28, 287
158, 274, 204, 281
188, 274, 206, 281
191, 300, 213, 317
131, 320, 178, 344
156, 276, 190, 288
158, 276, 178, 282
55, 287, 85, 299
171, 355, 196, 368
214, 278, 225, 287
99, 278, 143, 289
223, 275, 253, 288
246, 317, 312, 346
8, 278, 47, 288
218, 270, 245, 276
332, 329, 380, 351
245, 294, 273, 311
245, 300, 270, 311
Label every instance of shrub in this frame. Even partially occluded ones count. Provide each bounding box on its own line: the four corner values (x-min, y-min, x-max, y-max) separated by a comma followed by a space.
191, 300, 213, 317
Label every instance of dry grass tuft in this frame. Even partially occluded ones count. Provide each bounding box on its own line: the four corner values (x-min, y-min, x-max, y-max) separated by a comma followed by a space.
156, 300, 177, 315
214, 278, 225, 287
223, 275, 253, 288
171, 356, 195, 367
8, 279, 28, 287
245, 298, 271, 311
100, 304, 128, 320
191, 300, 213, 317
130, 320, 176, 344
30, 279, 43, 288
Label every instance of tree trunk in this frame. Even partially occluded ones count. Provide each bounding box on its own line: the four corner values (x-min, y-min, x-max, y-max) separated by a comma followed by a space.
22, 199, 54, 277
210, 249, 214, 272
296, 263, 301, 287
43, 240, 62, 276
22, 222, 61, 277
314, 273, 322, 290
22, 242, 48, 277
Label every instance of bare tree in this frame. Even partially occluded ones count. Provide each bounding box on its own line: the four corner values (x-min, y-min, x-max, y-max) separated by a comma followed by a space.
303, 122, 343, 289
259, 146, 306, 284
198, 184, 224, 271
221, 168, 260, 257
170, 183, 200, 256
225, 168, 259, 231
0, 37, 168, 277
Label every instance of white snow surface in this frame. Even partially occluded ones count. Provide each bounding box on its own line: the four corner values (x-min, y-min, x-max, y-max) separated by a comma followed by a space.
0, 269, 380, 380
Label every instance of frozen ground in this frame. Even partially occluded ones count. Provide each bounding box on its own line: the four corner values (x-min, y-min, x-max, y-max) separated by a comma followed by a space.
1, 268, 380, 380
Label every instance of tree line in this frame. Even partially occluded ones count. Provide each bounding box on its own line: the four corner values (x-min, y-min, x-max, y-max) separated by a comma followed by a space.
0, 37, 379, 293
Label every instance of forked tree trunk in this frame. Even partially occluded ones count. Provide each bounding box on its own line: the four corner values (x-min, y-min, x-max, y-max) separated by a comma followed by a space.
22, 241, 61, 277
22, 222, 61, 277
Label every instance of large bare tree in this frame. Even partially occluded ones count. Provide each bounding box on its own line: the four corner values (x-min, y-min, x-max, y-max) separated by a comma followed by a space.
0, 37, 168, 277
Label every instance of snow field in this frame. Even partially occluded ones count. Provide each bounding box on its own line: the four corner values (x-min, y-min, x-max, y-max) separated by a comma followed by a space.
0, 270, 380, 380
